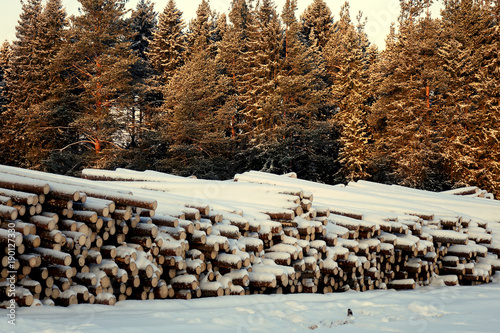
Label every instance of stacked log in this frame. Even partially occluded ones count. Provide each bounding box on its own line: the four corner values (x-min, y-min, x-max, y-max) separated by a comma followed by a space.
2, 165, 500, 308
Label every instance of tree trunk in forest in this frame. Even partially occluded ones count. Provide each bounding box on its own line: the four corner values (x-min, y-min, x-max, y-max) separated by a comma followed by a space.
95, 138, 101, 153
426, 85, 430, 108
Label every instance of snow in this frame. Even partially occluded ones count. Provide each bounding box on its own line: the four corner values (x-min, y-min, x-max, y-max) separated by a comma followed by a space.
267, 243, 298, 255
215, 253, 241, 266
250, 264, 288, 278
5, 284, 500, 332
69, 285, 89, 295
337, 238, 360, 251
206, 235, 228, 247
233, 249, 250, 262
200, 280, 223, 292
327, 246, 350, 258
379, 243, 395, 254
441, 186, 480, 195
358, 239, 381, 249
248, 272, 276, 284
213, 224, 240, 235
224, 269, 249, 281
170, 275, 197, 285
324, 223, 350, 237
264, 251, 291, 262
323, 258, 339, 270
95, 292, 115, 303
426, 229, 469, 244
309, 240, 327, 250
159, 239, 183, 252
239, 237, 264, 248
4, 168, 500, 330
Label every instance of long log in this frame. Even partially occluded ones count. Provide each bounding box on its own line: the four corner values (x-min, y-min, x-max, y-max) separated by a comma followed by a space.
0, 173, 50, 195
73, 197, 115, 217
33, 248, 72, 266
0, 188, 38, 205
29, 215, 56, 231
0, 205, 18, 220
0, 228, 23, 247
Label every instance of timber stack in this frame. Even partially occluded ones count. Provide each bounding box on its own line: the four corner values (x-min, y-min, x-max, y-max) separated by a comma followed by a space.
1, 165, 499, 307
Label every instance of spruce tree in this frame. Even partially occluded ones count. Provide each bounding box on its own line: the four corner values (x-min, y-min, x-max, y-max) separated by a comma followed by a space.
239, 0, 283, 133
25, 0, 68, 168
148, 0, 186, 82
129, 0, 157, 60
213, 12, 228, 51
127, 0, 159, 152
370, 0, 448, 190
186, 0, 219, 58
441, 0, 488, 48
0, 42, 10, 116
438, 0, 488, 191
6, 0, 44, 110
217, 0, 253, 86
1, 0, 68, 168
324, 3, 374, 182
476, 0, 500, 196
216, 0, 254, 136
243, 0, 338, 182
444, 1, 500, 196
300, 0, 333, 50
5, 0, 66, 106
278, 0, 328, 125
0, 42, 11, 165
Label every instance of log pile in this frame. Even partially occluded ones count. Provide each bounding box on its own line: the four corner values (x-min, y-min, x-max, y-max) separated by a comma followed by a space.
1, 166, 500, 307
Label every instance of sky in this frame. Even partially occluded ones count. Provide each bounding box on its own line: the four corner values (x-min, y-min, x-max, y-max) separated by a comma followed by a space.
0, 0, 443, 49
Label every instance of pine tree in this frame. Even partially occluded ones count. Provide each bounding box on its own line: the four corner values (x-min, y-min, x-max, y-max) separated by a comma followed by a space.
300, 0, 333, 50
324, 3, 374, 182
54, 0, 138, 163
148, 0, 186, 82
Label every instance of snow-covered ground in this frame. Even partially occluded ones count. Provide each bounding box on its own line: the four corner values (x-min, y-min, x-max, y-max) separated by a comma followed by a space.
4, 280, 500, 333
1, 167, 499, 332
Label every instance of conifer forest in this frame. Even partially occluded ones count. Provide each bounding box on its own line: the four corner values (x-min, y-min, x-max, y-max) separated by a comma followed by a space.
0, 0, 499, 198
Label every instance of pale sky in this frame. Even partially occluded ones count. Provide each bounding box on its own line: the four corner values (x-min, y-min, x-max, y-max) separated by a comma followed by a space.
0, 0, 443, 49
